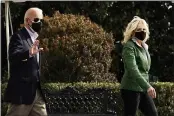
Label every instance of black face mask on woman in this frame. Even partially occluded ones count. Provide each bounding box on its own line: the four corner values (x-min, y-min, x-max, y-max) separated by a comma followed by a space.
134, 31, 146, 41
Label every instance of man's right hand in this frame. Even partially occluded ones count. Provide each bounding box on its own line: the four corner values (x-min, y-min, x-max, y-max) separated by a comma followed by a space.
29, 40, 43, 56
147, 86, 156, 98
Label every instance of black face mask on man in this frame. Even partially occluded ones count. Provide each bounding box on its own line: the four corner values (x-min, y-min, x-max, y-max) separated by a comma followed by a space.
28, 18, 43, 33
31, 21, 42, 33
134, 31, 146, 41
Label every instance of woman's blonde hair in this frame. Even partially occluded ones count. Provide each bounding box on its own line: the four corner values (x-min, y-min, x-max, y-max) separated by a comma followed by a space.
123, 16, 150, 43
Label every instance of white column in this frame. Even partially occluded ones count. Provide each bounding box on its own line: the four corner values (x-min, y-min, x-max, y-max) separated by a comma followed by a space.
5, 1, 10, 79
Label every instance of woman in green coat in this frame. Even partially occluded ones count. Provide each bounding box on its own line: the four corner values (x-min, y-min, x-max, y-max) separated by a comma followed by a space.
120, 16, 158, 116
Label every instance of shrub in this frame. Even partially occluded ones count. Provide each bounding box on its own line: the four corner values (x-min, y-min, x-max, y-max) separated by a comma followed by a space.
42, 82, 174, 116
2, 82, 174, 116
154, 82, 174, 116
39, 11, 116, 83
1, 83, 8, 116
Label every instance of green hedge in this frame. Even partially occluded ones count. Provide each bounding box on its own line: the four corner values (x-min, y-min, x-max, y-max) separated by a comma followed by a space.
39, 12, 115, 83
1, 82, 174, 116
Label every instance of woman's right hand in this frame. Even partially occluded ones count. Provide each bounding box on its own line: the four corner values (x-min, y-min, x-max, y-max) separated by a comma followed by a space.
147, 86, 156, 98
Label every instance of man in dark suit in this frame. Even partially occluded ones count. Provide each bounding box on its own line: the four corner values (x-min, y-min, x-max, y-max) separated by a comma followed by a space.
4, 7, 48, 116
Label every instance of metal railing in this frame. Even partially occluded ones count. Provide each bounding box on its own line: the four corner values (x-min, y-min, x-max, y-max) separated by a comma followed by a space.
44, 87, 121, 115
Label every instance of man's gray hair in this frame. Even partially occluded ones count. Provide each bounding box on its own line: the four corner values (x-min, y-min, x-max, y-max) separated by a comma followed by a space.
24, 7, 43, 25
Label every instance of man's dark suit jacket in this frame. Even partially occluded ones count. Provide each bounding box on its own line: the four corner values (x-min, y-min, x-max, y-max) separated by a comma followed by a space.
4, 27, 45, 105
